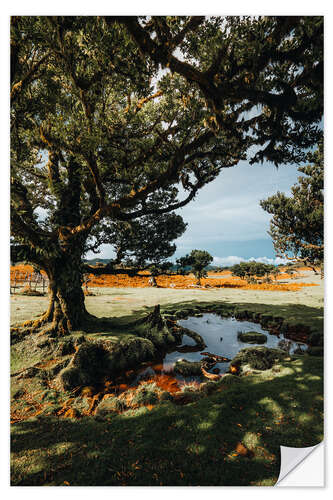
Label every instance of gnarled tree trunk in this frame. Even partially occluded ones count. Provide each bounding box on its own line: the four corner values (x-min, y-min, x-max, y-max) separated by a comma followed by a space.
29, 249, 92, 336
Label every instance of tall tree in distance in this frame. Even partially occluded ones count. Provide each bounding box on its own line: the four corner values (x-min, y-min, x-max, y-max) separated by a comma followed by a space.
185, 249, 213, 285
260, 142, 324, 273
86, 212, 187, 272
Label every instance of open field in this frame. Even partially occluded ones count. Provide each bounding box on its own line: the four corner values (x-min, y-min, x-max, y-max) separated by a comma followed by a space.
10, 269, 324, 486
11, 270, 323, 325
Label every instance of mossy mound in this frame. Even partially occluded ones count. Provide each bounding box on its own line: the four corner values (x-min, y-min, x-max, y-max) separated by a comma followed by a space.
218, 374, 242, 386
58, 337, 158, 391
230, 346, 288, 372
95, 396, 127, 417
135, 304, 180, 347
237, 331, 267, 344
131, 382, 162, 406
199, 381, 218, 394
174, 359, 202, 377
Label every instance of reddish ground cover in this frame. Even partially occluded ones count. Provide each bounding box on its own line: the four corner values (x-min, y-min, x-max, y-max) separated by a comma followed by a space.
11, 264, 317, 292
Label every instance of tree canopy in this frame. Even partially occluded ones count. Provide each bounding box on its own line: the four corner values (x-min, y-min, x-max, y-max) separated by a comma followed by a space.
182, 249, 213, 285
260, 142, 323, 269
10, 16, 323, 334
230, 261, 275, 283
91, 212, 187, 271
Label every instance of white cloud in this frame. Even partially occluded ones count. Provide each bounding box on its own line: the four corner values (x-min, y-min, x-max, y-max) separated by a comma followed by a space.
213, 255, 289, 267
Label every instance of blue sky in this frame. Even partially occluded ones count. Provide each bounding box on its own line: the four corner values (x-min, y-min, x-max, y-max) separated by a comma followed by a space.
90, 159, 303, 265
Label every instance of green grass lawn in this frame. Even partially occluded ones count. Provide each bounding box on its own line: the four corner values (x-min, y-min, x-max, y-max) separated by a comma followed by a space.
10, 296, 324, 486
11, 355, 323, 486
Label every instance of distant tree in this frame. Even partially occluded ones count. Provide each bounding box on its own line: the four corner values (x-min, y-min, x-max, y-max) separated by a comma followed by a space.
186, 249, 213, 285
231, 261, 275, 283
89, 212, 187, 272
260, 143, 323, 273
175, 255, 192, 275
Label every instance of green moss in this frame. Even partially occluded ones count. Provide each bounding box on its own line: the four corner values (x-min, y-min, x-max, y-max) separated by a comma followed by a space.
217, 374, 242, 387
95, 396, 127, 417
174, 359, 202, 377
237, 331, 267, 344
132, 382, 161, 406
199, 381, 217, 394
231, 347, 288, 372
159, 391, 173, 401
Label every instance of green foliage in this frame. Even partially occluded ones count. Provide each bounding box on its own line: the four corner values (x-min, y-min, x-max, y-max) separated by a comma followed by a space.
11, 16, 323, 271
93, 213, 187, 271
231, 347, 288, 372
230, 261, 275, 283
179, 249, 213, 284
260, 142, 324, 267
237, 331, 268, 344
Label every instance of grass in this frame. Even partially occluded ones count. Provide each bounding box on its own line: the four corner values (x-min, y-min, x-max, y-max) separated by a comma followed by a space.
11, 355, 323, 486
10, 290, 324, 486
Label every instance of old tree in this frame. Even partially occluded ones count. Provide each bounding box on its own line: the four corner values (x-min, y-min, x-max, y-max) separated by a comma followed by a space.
260, 142, 324, 271
11, 16, 323, 335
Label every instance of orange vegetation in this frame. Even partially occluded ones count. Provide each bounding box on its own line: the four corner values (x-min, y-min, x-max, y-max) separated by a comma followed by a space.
11, 264, 317, 292
85, 269, 316, 292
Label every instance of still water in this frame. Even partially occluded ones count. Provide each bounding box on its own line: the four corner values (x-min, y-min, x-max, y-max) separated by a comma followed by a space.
134, 313, 307, 384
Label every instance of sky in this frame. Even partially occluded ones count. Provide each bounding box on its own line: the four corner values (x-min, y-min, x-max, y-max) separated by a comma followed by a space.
89, 158, 304, 266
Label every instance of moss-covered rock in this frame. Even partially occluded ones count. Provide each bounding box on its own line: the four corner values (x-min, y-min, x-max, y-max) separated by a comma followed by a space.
95, 396, 127, 417
72, 342, 108, 380
177, 325, 206, 349
237, 331, 267, 344
131, 382, 161, 406
174, 359, 202, 377
58, 366, 87, 391
230, 346, 288, 372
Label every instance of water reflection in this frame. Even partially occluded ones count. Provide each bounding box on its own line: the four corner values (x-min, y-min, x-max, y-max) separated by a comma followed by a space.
130, 313, 307, 387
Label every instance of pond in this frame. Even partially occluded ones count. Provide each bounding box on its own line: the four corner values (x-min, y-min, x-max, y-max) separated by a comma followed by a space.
131, 313, 307, 387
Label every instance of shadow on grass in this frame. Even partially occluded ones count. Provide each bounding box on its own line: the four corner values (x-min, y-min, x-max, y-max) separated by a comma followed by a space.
81, 299, 323, 342
11, 354, 323, 486
11, 298, 323, 486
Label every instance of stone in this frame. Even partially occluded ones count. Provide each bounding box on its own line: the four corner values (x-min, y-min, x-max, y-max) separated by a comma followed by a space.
237, 331, 267, 344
